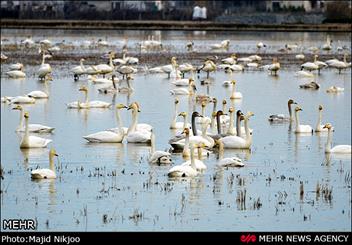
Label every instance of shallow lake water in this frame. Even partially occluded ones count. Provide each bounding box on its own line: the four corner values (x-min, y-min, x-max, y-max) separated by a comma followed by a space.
1, 29, 351, 231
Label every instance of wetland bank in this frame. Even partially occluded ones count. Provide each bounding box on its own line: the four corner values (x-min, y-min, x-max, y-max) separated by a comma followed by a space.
0, 28, 351, 231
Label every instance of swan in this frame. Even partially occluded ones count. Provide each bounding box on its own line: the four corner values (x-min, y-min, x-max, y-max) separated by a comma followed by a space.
315, 105, 334, 133
37, 51, 52, 81
8, 96, 35, 104
1, 53, 8, 61
182, 143, 207, 170
20, 112, 52, 148
196, 101, 211, 125
97, 75, 119, 94
323, 123, 351, 154
40, 39, 52, 47
217, 140, 244, 167
229, 80, 243, 99
246, 62, 259, 69
21, 36, 35, 48
237, 57, 253, 63
328, 53, 350, 74
294, 107, 313, 134
85, 65, 101, 75
96, 51, 114, 77
172, 77, 193, 87
9, 63, 24, 70
296, 53, 305, 61
6, 70, 26, 78
221, 54, 237, 65
31, 148, 58, 179
326, 86, 344, 93
313, 55, 328, 73
198, 60, 216, 78
220, 100, 230, 125
220, 111, 254, 149
186, 41, 194, 52
301, 60, 319, 72
257, 42, 266, 50
116, 65, 137, 79
170, 79, 196, 95
169, 99, 191, 129
168, 144, 198, 178
210, 40, 230, 50
295, 71, 314, 78
322, 35, 332, 51
325, 58, 340, 66
27, 79, 50, 99
268, 99, 297, 122
147, 66, 164, 73
83, 104, 127, 143
12, 105, 54, 133
267, 58, 280, 75
178, 63, 195, 78
299, 81, 320, 90
67, 86, 111, 109
148, 129, 172, 165
161, 57, 178, 78
179, 128, 210, 158
248, 55, 262, 62
71, 58, 86, 81
126, 102, 152, 143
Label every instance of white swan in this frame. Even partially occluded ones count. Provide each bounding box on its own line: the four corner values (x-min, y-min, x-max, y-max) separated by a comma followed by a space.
37, 51, 52, 80
148, 129, 172, 165
322, 35, 332, 51
198, 60, 216, 78
221, 54, 237, 65
268, 99, 297, 122
97, 75, 119, 94
182, 143, 207, 171
315, 105, 334, 133
12, 105, 54, 133
171, 77, 193, 87
301, 60, 319, 72
230, 80, 243, 100
326, 86, 344, 93
220, 111, 254, 149
323, 123, 351, 154
96, 51, 114, 77
168, 144, 198, 178
328, 53, 350, 74
313, 55, 328, 73
71, 58, 86, 81
20, 112, 52, 148
8, 96, 35, 104
178, 63, 195, 77
267, 58, 280, 75
294, 106, 313, 134
170, 79, 196, 95
126, 102, 152, 143
9, 63, 24, 70
67, 86, 111, 109
210, 40, 230, 50
180, 128, 210, 158
170, 99, 189, 129
27, 79, 50, 99
6, 70, 26, 78
83, 104, 127, 143
295, 70, 314, 78
160, 57, 178, 78
116, 65, 137, 79
217, 140, 244, 167
31, 148, 58, 179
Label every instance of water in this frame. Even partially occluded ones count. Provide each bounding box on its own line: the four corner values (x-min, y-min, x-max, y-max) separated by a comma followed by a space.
1, 29, 351, 231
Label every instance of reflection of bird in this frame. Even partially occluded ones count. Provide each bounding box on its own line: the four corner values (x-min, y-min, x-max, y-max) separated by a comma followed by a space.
217, 140, 244, 167
149, 129, 172, 165
31, 149, 58, 179
326, 86, 344, 93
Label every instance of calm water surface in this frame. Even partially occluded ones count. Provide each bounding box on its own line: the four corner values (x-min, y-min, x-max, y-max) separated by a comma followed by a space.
1, 29, 351, 231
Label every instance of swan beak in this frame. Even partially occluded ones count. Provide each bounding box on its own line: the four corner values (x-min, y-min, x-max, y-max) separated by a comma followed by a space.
55, 153, 59, 156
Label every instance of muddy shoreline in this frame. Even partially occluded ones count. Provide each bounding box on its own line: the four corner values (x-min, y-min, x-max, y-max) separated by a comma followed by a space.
1, 19, 351, 32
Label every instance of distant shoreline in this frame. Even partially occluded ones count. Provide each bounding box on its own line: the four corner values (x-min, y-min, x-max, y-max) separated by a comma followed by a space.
1, 19, 351, 32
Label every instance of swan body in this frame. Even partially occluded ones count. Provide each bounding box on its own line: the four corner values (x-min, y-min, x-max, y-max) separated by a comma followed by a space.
168, 145, 198, 178
31, 149, 58, 179
126, 102, 152, 143
37, 53, 52, 80
71, 58, 86, 77
67, 86, 111, 109
182, 144, 207, 170
8, 96, 35, 104
27, 90, 48, 98
323, 124, 351, 154
294, 107, 313, 134
20, 112, 52, 148
6, 70, 26, 78
299, 81, 320, 90
326, 86, 344, 93
301, 62, 318, 72
221, 54, 237, 65
296, 54, 305, 60
83, 130, 124, 143
267, 58, 280, 75
149, 130, 172, 164
9, 63, 24, 70
230, 80, 243, 99
295, 71, 314, 77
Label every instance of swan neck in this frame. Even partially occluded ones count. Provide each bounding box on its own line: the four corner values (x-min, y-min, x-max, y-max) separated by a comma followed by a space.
128, 109, 138, 133
244, 117, 252, 146
49, 153, 55, 171
295, 110, 300, 130
116, 108, 123, 131
183, 115, 187, 129
190, 147, 196, 170
236, 114, 241, 138
191, 114, 197, 136
216, 113, 222, 135
219, 141, 224, 160
18, 109, 24, 130
24, 115, 29, 142
41, 53, 45, 65
288, 103, 293, 120
227, 111, 234, 134
316, 110, 322, 129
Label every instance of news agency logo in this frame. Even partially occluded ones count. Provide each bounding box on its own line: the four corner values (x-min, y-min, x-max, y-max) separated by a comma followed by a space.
241, 234, 256, 243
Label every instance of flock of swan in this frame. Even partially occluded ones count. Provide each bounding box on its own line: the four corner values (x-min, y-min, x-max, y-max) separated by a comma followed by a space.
1, 35, 351, 179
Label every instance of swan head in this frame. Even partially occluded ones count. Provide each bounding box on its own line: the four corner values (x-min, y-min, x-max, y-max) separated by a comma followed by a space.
228, 107, 234, 113
222, 99, 227, 105
80, 58, 85, 62
246, 111, 255, 118
323, 123, 332, 129
24, 112, 29, 118
231, 80, 236, 84
236, 110, 243, 117
49, 148, 59, 157
116, 104, 128, 110
295, 106, 302, 112
128, 102, 141, 112
12, 105, 23, 111
192, 111, 203, 118
231, 53, 237, 59
288, 99, 297, 105
201, 101, 207, 108
318, 105, 323, 111
196, 142, 206, 149
216, 110, 226, 116
178, 112, 187, 118
174, 98, 179, 104
79, 86, 88, 92
212, 97, 217, 104
188, 78, 194, 84
182, 127, 190, 135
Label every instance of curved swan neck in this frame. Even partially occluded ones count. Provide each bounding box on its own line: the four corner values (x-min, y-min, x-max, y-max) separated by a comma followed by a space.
191, 113, 198, 136
151, 132, 156, 154
288, 103, 293, 120
49, 152, 55, 171
295, 110, 300, 130
222, 103, 226, 112
109, 55, 114, 68
244, 117, 252, 146
227, 111, 234, 134
183, 115, 187, 129
316, 110, 322, 129
116, 108, 123, 131
190, 147, 196, 170
184, 131, 190, 153
216, 113, 222, 135
24, 115, 29, 142
236, 113, 242, 138
128, 109, 138, 133
18, 109, 24, 130
171, 102, 178, 127
41, 53, 46, 65
325, 128, 332, 152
